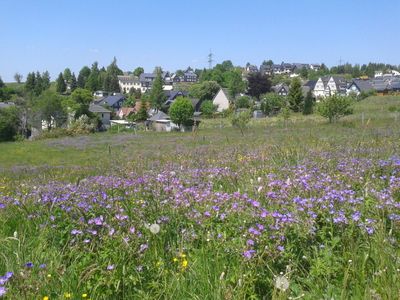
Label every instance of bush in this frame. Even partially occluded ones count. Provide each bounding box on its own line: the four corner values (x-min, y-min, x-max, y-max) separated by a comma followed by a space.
68, 115, 96, 134
260, 93, 285, 116
317, 95, 354, 123
0, 106, 20, 142
169, 96, 194, 128
235, 96, 251, 109
200, 100, 217, 118
231, 109, 251, 136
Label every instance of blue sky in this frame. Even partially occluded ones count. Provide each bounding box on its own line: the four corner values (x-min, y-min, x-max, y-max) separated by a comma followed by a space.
1, 0, 399, 82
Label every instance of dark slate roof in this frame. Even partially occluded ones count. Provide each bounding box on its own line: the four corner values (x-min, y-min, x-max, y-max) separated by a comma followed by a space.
351, 79, 374, 92
304, 80, 317, 89
148, 111, 169, 121
164, 90, 188, 101
372, 80, 389, 92
89, 104, 112, 113
96, 94, 125, 107
390, 81, 400, 90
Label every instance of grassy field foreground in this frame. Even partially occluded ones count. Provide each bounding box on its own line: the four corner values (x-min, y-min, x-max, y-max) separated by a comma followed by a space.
0, 96, 400, 299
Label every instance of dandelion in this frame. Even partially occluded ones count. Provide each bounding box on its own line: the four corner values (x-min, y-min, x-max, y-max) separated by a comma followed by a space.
43, 296, 49, 300
149, 223, 160, 234
275, 275, 290, 291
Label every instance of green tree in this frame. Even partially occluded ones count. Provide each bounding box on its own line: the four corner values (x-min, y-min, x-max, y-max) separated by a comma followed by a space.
200, 100, 217, 118
42, 71, 51, 90
317, 94, 353, 123
0, 106, 20, 141
303, 90, 314, 115
135, 100, 148, 122
189, 81, 220, 101
86, 62, 101, 92
169, 96, 194, 128
63, 68, 72, 84
231, 109, 251, 136
247, 72, 271, 100
63, 88, 93, 119
227, 69, 246, 98
235, 96, 251, 109
288, 77, 304, 112
14, 73, 23, 83
103, 58, 122, 93
56, 73, 67, 94
77, 66, 91, 88
133, 67, 144, 77
260, 93, 285, 116
25, 72, 36, 94
0, 76, 4, 88
300, 67, 309, 78
149, 69, 166, 110
70, 73, 77, 92
34, 90, 67, 130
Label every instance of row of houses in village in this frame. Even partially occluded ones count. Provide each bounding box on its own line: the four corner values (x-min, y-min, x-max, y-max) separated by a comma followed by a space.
245, 62, 321, 76
271, 74, 400, 99
117, 68, 198, 94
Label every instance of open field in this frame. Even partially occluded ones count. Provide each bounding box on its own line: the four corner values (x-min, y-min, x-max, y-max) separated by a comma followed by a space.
0, 96, 400, 299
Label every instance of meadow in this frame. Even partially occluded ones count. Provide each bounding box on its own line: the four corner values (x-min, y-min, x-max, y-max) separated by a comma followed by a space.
0, 96, 400, 299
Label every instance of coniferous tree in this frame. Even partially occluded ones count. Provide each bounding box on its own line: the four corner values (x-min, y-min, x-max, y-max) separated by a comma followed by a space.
149, 69, 166, 110
77, 66, 91, 88
25, 72, 36, 94
288, 77, 304, 112
34, 72, 43, 96
70, 73, 77, 92
86, 62, 101, 92
303, 90, 314, 115
42, 71, 51, 90
63, 68, 72, 84
0, 76, 4, 88
56, 73, 67, 94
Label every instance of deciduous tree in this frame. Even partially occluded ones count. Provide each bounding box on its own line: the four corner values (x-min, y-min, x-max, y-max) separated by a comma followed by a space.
169, 96, 194, 128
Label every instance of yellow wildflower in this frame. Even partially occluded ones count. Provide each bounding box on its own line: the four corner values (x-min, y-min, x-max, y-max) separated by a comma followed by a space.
173, 257, 178, 262
82, 294, 88, 298
43, 297, 49, 300
182, 259, 188, 268
47, 274, 52, 278
180, 253, 186, 258
64, 292, 72, 298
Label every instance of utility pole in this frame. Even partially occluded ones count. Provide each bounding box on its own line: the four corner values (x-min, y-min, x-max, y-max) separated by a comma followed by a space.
208, 49, 214, 69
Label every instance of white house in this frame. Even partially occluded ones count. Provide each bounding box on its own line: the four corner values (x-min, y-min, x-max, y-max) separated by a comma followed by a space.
118, 75, 142, 93
212, 88, 231, 112
89, 104, 111, 126
313, 76, 347, 99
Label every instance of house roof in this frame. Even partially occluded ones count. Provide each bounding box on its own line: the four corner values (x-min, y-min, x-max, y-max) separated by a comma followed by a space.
96, 94, 125, 107
118, 107, 136, 116
89, 104, 112, 113
148, 111, 169, 121
351, 79, 373, 92
304, 80, 317, 89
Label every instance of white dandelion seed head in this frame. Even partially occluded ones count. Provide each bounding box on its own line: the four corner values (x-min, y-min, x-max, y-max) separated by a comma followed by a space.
149, 223, 160, 234
275, 275, 289, 291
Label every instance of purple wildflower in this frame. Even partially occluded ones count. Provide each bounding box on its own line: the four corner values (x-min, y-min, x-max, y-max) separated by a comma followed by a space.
25, 262, 34, 268
243, 249, 256, 259
0, 286, 7, 297
107, 264, 115, 270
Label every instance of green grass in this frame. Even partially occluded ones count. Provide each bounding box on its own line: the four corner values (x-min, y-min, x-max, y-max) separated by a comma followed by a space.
0, 95, 400, 299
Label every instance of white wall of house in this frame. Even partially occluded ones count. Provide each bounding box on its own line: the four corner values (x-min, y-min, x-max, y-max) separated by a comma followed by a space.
313, 78, 325, 98
347, 84, 360, 96
213, 89, 230, 112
